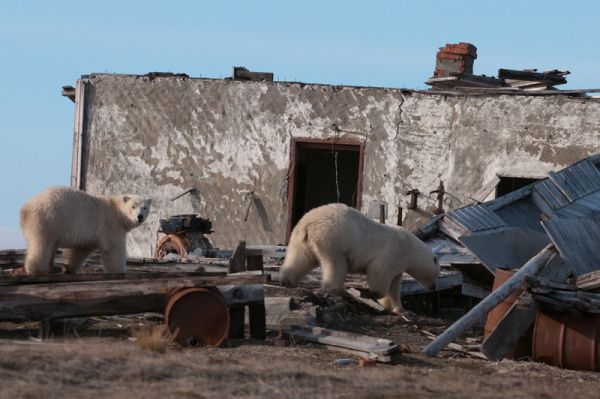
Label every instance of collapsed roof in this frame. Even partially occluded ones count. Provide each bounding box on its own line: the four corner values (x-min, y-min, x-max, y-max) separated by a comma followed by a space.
417, 154, 600, 283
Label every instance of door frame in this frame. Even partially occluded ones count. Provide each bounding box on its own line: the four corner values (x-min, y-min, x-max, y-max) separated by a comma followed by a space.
285, 137, 365, 242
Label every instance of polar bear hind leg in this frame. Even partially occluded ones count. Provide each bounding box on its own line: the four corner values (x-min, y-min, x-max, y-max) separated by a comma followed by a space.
312, 245, 349, 295
64, 248, 95, 274
24, 240, 55, 275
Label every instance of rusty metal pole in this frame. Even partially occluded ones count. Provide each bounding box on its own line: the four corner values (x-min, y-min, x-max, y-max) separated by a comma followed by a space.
397, 206, 403, 226
430, 181, 445, 215
379, 204, 385, 224
406, 189, 419, 210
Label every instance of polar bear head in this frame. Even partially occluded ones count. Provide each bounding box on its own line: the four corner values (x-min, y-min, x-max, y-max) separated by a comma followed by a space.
406, 252, 440, 291
121, 195, 152, 226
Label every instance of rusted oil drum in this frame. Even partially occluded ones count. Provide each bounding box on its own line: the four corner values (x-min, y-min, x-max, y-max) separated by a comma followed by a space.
533, 311, 600, 371
165, 287, 229, 347
484, 268, 533, 359
155, 234, 192, 259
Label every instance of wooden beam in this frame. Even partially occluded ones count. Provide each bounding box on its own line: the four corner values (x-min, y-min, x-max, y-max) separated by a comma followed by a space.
0, 271, 226, 285
576, 270, 600, 291
422, 244, 556, 357
0, 274, 265, 322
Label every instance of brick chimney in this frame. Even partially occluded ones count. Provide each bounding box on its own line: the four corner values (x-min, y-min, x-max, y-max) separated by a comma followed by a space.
434, 42, 477, 77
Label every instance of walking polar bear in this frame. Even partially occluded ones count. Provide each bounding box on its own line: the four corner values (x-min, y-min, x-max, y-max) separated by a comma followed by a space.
20, 187, 151, 275
280, 203, 440, 314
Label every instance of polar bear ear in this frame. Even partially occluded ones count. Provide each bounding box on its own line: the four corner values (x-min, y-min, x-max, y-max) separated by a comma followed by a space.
123, 196, 130, 203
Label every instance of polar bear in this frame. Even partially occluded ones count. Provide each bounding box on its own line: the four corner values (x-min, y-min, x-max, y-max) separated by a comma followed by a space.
280, 203, 440, 314
20, 187, 151, 275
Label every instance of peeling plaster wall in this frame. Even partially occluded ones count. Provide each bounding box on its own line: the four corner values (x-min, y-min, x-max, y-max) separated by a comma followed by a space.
78, 74, 600, 256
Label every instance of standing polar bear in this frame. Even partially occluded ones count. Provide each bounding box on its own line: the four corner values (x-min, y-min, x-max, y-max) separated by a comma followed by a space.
20, 187, 151, 275
280, 203, 440, 314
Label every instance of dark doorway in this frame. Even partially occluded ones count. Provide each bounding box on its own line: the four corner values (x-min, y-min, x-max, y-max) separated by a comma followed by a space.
496, 176, 540, 197
287, 138, 364, 240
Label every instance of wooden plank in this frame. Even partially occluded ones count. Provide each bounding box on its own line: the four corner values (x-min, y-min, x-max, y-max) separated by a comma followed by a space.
346, 288, 386, 313
0, 271, 225, 285
576, 270, 600, 291
71, 79, 87, 189
284, 325, 399, 361
0, 275, 266, 322
422, 244, 556, 357
480, 255, 571, 361
402, 271, 463, 295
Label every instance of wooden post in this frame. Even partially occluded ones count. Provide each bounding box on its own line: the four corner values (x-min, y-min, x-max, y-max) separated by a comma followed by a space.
246, 248, 266, 339
246, 249, 263, 272
397, 207, 403, 226
249, 304, 266, 340
422, 244, 556, 357
379, 204, 386, 224
228, 306, 246, 339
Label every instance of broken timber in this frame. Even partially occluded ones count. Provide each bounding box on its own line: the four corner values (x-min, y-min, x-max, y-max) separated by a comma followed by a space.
422, 244, 556, 357
0, 273, 266, 322
283, 325, 400, 363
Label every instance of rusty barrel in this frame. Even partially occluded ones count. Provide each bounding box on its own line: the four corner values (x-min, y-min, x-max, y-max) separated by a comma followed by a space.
533, 311, 600, 371
165, 287, 229, 347
483, 268, 533, 359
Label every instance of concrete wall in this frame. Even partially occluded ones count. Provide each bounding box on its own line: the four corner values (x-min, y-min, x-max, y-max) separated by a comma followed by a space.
76, 74, 600, 256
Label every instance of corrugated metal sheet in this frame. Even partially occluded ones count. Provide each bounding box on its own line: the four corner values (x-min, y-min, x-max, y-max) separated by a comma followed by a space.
555, 190, 600, 218
532, 179, 570, 214
423, 154, 600, 279
458, 227, 550, 272
446, 204, 507, 232
492, 196, 545, 233
542, 215, 600, 276
547, 158, 600, 201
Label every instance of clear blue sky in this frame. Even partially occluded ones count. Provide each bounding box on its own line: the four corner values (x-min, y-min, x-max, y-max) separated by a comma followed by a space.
1, 0, 599, 249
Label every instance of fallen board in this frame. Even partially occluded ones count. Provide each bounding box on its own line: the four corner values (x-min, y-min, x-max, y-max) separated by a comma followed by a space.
284, 325, 400, 362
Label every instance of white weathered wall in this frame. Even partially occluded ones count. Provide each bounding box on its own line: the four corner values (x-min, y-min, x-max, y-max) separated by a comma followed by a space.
78, 74, 600, 256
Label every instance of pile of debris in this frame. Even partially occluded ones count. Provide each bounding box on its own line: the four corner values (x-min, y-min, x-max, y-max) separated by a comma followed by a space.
417, 154, 600, 371
426, 42, 571, 92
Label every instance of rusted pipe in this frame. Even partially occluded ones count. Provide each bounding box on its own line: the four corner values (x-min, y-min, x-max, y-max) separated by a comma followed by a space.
405, 189, 420, 210
429, 181, 445, 215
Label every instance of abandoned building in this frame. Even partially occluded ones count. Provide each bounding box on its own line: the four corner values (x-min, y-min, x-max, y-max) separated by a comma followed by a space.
61, 44, 600, 257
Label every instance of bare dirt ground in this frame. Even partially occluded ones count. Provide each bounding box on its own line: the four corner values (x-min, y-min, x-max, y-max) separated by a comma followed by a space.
1, 268, 600, 398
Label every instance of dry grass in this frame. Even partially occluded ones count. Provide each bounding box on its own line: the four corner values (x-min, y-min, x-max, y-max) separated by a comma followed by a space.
130, 324, 177, 353
0, 339, 599, 399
